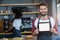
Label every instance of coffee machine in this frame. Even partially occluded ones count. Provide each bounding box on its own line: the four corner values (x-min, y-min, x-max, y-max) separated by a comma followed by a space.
4, 15, 9, 31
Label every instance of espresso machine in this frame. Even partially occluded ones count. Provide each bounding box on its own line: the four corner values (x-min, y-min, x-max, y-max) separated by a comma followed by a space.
4, 15, 9, 31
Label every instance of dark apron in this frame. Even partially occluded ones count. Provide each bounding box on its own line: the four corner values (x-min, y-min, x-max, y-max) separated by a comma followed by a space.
13, 27, 22, 37
37, 18, 52, 40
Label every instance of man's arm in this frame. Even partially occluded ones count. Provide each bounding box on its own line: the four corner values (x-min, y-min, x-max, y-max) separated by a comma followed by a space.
53, 19, 58, 35
32, 18, 39, 36
50, 19, 58, 35
32, 19, 36, 35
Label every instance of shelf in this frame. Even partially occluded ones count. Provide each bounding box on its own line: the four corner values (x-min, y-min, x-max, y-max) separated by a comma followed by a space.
23, 12, 39, 14
0, 12, 40, 15
0, 33, 12, 35
0, 13, 12, 15
0, 3, 40, 6
0, 31, 31, 35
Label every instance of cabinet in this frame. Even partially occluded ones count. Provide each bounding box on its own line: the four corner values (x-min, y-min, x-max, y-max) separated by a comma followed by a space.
0, 3, 40, 15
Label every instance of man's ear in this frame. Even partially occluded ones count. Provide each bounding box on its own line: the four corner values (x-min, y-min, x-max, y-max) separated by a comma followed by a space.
46, 8, 48, 11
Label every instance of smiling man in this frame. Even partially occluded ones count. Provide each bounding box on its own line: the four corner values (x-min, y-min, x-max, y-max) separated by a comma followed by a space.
32, 2, 58, 40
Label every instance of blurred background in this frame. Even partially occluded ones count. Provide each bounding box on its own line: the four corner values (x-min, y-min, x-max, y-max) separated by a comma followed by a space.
0, 0, 60, 40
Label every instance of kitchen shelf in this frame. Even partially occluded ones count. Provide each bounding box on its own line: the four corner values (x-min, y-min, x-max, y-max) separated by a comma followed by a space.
0, 12, 39, 15
23, 12, 39, 14
0, 31, 31, 35
0, 3, 40, 6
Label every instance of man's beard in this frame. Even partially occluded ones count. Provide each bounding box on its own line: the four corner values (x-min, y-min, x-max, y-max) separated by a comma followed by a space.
40, 13, 47, 16
40, 12, 47, 16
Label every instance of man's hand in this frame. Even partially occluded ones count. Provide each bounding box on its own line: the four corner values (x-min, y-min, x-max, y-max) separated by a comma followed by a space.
34, 29, 39, 35
50, 28, 58, 35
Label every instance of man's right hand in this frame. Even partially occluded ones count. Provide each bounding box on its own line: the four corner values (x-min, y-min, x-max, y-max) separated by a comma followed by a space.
34, 29, 39, 35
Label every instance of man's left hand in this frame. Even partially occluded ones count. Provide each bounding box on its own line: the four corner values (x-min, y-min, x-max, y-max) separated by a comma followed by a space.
50, 28, 58, 35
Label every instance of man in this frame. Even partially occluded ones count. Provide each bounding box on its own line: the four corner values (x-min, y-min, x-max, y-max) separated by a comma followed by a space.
32, 2, 58, 40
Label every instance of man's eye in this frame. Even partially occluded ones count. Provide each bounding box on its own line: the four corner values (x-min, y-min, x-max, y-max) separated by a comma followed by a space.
44, 8, 46, 10
40, 9, 42, 10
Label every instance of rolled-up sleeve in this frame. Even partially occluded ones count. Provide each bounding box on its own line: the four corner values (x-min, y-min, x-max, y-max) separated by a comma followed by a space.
32, 19, 36, 35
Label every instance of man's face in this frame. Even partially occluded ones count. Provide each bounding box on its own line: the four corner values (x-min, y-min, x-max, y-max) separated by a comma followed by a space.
39, 6, 48, 16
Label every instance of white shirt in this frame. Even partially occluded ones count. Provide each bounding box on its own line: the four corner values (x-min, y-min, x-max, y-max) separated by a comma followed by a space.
13, 19, 22, 30
34, 17, 55, 29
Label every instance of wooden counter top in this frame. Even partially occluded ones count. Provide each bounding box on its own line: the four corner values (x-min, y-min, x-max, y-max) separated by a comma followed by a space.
0, 31, 31, 35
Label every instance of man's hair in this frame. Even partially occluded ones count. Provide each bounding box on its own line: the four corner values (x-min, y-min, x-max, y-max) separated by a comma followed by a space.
39, 2, 48, 8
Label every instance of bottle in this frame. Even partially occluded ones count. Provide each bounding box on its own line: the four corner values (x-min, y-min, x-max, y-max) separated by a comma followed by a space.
4, 15, 9, 30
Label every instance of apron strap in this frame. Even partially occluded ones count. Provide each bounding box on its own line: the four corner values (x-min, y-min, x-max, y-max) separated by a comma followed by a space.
48, 17, 51, 29
37, 18, 40, 29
